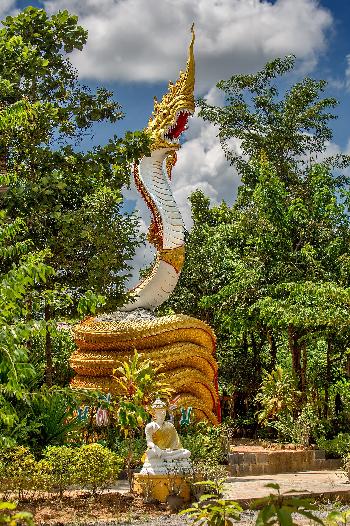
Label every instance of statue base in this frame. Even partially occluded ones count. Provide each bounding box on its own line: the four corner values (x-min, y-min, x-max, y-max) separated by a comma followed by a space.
133, 473, 191, 503
71, 313, 220, 424
140, 457, 192, 475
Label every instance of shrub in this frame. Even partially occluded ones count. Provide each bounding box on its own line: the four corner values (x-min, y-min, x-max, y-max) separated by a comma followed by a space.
74, 443, 123, 495
189, 460, 228, 501
0, 447, 37, 500
180, 478, 242, 525
0, 501, 34, 526
113, 437, 147, 469
256, 367, 297, 425
180, 422, 229, 464
343, 453, 350, 482
317, 433, 350, 459
271, 404, 320, 445
37, 446, 77, 497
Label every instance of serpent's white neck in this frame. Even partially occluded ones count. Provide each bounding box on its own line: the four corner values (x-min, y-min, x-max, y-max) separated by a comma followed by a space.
120, 147, 185, 312
139, 149, 184, 249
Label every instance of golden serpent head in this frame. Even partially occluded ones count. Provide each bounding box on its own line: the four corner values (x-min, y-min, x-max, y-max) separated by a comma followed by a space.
146, 26, 195, 152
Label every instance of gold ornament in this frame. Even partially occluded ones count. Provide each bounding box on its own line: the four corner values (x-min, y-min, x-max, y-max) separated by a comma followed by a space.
146, 25, 195, 152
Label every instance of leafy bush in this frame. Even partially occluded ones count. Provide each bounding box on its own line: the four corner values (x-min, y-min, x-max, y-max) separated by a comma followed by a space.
0, 443, 124, 499
37, 446, 77, 497
189, 460, 228, 501
252, 483, 324, 526
0, 447, 37, 500
343, 453, 350, 482
27, 387, 83, 454
73, 443, 123, 495
256, 367, 297, 425
271, 403, 320, 445
180, 422, 229, 464
180, 478, 242, 525
317, 433, 350, 459
0, 501, 34, 526
113, 436, 146, 469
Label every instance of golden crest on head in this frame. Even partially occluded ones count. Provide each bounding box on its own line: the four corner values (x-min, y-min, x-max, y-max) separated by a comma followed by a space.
146, 25, 195, 152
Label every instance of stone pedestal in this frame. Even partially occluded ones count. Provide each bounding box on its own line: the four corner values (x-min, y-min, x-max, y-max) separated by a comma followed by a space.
140, 456, 192, 475
133, 473, 191, 503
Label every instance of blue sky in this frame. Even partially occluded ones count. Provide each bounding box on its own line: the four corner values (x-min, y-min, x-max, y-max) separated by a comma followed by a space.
2, 0, 350, 276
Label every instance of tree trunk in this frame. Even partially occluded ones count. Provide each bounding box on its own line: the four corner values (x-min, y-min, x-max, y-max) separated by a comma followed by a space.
301, 340, 307, 402
44, 302, 53, 387
251, 332, 259, 370
324, 339, 331, 419
288, 325, 302, 389
266, 328, 277, 370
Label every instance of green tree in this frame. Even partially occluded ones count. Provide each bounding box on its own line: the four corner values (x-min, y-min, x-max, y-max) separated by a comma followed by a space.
164, 57, 350, 422
198, 55, 346, 188
0, 7, 149, 386
0, 211, 54, 445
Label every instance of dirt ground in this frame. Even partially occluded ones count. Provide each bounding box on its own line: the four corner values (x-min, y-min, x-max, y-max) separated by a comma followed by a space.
13, 490, 179, 525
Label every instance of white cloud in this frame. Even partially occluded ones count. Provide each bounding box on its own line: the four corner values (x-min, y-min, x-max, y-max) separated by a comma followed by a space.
345, 54, 350, 91
172, 114, 240, 228
43, 0, 332, 92
0, 1, 17, 19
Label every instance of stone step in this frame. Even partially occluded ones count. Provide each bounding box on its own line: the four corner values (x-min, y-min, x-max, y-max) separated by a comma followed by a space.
228, 449, 341, 476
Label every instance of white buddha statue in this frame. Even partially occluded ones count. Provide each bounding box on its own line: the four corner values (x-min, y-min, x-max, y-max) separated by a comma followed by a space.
140, 398, 192, 475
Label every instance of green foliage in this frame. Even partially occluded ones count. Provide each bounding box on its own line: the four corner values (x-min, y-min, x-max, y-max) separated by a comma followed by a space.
112, 350, 173, 439
327, 509, 350, 526
165, 56, 350, 428
256, 369, 323, 444
180, 479, 242, 526
198, 55, 343, 186
256, 368, 297, 425
37, 446, 76, 497
166, 156, 350, 427
0, 501, 34, 526
73, 443, 123, 495
253, 483, 323, 526
0, 443, 123, 499
113, 436, 147, 469
0, 5, 150, 452
25, 387, 83, 453
113, 350, 173, 410
0, 386, 90, 453
271, 404, 320, 445
317, 434, 350, 459
0, 212, 54, 437
180, 423, 229, 464
0, 447, 37, 500
189, 462, 229, 502
0, 6, 150, 413
343, 453, 350, 482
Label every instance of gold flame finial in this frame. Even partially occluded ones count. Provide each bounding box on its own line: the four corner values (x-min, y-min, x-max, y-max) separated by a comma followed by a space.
146, 26, 195, 152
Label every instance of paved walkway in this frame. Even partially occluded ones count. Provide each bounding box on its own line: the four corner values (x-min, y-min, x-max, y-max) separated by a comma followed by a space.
113, 470, 350, 506
224, 470, 350, 506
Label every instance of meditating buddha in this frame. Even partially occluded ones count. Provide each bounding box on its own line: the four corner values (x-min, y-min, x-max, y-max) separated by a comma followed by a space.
140, 398, 192, 475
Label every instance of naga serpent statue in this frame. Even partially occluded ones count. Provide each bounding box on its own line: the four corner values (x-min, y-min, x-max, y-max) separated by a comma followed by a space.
71, 28, 220, 424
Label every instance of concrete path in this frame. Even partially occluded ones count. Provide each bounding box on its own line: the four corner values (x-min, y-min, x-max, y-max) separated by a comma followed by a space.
224, 470, 350, 507
114, 470, 350, 507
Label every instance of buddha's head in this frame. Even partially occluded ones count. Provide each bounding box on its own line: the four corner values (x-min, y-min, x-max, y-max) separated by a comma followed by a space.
150, 398, 167, 422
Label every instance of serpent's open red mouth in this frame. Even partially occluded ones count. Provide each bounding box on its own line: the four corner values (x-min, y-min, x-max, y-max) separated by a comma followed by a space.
164, 110, 192, 142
